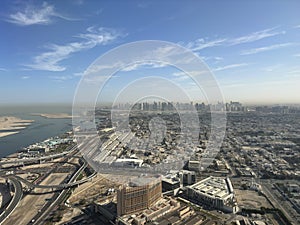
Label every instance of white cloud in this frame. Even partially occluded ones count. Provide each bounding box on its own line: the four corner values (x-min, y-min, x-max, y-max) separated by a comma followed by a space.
49, 75, 73, 82
172, 71, 192, 82
82, 44, 197, 82
173, 75, 190, 82
240, 43, 295, 55
183, 27, 285, 53
171, 70, 209, 83
185, 38, 227, 51
172, 71, 195, 82
21, 76, 30, 79
73, 72, 84, 77
0, 67, 8, 72
213, 63, 248, 71
229, 27, 285, 45
172, 71, 206, 77
261, 64, 282, 72
26, 27, 124, 71
121, 61, 168, 72
7, 2, 69, 26
214, 56, 223, 61
294, 54, 300, 57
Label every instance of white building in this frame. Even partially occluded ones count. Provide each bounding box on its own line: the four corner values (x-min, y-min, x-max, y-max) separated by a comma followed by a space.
113, 158, 143, 167
186, 176, 238, 213
179, 170, 196, 185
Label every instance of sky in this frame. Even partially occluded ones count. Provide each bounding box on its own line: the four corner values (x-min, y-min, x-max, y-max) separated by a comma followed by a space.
0, 0, 300, 105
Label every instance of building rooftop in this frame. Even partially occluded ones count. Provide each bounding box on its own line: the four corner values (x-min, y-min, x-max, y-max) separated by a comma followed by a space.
189, 176, 233, 200
129, 176, 161, 187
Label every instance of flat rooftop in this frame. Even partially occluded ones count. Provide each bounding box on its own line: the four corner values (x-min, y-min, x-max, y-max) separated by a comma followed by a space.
189, 176, 233, 200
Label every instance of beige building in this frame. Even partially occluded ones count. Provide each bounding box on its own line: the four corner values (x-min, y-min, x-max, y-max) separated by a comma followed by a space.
186, 176, 238, 213
117, 178, 162, 216
118, 197, 180, 225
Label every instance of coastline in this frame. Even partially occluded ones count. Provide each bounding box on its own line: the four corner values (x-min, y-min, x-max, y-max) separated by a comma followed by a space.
31, 113, 73, 119
0, 131, 20, 138
0, 116, 34, 138
0, 105, 73, 158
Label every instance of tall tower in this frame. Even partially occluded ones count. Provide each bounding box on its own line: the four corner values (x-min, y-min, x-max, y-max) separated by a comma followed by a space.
117, 177, 162, 216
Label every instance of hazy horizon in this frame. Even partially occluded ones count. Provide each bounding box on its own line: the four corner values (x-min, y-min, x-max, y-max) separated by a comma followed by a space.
0, 101, 300, 107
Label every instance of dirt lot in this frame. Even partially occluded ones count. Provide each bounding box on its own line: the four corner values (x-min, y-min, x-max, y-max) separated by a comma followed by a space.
235, 189, 272, 209
68, 174, 118, 204
3, 173, 68, 225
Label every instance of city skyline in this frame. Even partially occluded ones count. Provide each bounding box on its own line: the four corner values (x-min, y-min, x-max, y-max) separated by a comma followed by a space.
1, 1, 300, 105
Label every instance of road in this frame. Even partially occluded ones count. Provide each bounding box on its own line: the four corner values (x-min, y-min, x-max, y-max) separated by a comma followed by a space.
0, 146, 96, 224
31, 158, 91, 225
261, 181, 297, 225
0, 152, 70, 166
4, 159, 96, 191
0, 177, 23, 224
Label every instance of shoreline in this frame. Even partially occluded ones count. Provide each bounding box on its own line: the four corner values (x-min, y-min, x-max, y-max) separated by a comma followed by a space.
0, 128, 74, 160
0, 116, 34, 138
31, 113, 73, 119
0, 131, 20, 138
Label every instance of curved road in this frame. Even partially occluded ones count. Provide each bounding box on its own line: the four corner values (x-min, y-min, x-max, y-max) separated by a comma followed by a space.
0, 177, 23, 224
5, 165, 96, 191
31, 158, 94, 225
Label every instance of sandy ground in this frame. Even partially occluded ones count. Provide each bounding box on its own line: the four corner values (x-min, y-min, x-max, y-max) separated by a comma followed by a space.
57, 207, 82, 225
68, 175, 106, 204
235, 189, 272, 209
0, 131, 19, 138
19, 161, 63, 170
31, 113, 72, 119
0, 116, 34, 138
59, 174, 118, 224
3, 173, 68, 225
67, 174, 123, 204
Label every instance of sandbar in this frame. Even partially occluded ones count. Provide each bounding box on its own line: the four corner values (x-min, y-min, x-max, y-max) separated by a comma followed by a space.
0, 131, 20, 138
0, 116, 34, 138
31, 113, 73, 119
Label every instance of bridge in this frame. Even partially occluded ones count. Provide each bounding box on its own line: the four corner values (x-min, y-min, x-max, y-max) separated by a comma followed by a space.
0, 149, 77, 166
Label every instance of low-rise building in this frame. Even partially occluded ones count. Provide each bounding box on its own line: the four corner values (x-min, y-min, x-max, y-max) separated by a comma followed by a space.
187, 160, 200, 171
113, 158, 143, 167
118, 197, 180, 225
186, 176, 238, 213
162, 170, 196, 192
179, 170, 196, 185
162, 176, 180, 192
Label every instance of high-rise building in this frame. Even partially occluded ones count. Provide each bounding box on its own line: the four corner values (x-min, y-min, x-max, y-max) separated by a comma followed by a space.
117, 178, 162, 216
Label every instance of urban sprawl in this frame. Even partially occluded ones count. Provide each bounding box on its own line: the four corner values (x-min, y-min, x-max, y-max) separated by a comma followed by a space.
0, 101, 299, 225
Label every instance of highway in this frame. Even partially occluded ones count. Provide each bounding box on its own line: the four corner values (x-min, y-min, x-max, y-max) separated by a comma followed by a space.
0, 147, 77, 166
2, 162, 96, 191
0, 144, 97, 224
0, 177, 23, 224
31, 157, 91, 225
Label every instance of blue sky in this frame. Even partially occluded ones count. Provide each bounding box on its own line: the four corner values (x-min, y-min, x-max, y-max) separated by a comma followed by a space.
0, 0, 300, 105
